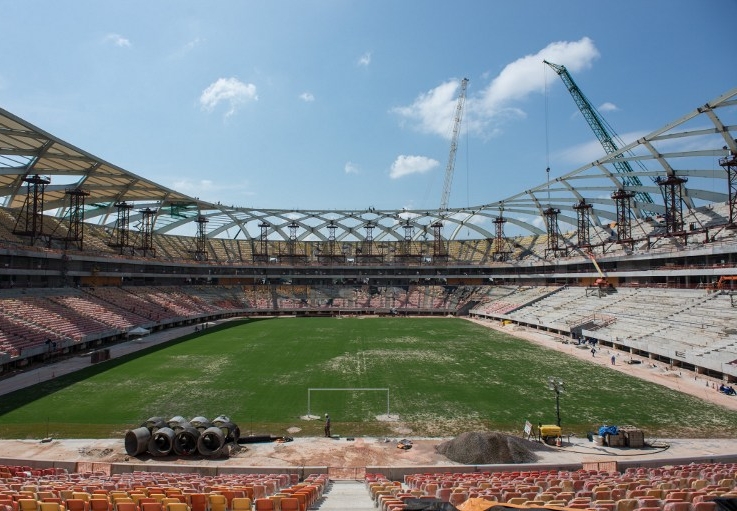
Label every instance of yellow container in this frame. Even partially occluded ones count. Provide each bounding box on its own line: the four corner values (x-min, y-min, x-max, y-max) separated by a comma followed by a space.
539, 425, 561, 437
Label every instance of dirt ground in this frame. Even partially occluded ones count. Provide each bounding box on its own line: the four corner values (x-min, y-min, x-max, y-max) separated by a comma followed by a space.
0, 436, 452, 469
1, 433, 736, 470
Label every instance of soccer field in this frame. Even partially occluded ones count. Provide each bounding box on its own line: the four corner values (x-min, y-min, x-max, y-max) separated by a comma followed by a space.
1, 317, 735, 439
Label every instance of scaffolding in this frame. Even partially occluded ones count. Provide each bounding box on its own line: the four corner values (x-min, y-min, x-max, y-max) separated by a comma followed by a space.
573, 199, 593, 249
62, 187, 90, 251
12, 174, 50, 246
356, 221, 383, 264
431, 221, 447, 261
611, 189, 635, 248
136, 207, 157, 257
720, 153, 737, 227
317, 221, 345, 264
543, 207, 567, 258
193, 215, 208, 261
281, 221, 307, 264
656, 175, 688, 235
395, 220, 420, 263
108, 201, 135, 255
254, 221, 269, 263
288, 221, 299, 259
493, 212, 511, 261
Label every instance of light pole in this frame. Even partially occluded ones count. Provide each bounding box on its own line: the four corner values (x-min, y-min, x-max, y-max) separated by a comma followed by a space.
547, 377, 564, 427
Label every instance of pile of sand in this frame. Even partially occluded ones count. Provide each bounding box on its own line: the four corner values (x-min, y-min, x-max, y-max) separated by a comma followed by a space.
435, 431, 548, 465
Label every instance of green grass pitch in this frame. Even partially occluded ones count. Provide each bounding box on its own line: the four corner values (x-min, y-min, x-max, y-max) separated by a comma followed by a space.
1, 317, 735, 439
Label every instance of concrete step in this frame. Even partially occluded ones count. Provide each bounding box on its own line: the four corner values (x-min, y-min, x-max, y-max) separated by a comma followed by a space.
312, 480, 376, 510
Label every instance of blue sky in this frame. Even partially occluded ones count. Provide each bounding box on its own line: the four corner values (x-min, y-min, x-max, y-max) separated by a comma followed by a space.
2, 0, 736, 213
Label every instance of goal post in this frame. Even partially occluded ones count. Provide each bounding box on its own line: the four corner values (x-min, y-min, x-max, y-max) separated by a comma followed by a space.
306, 387, 391, 418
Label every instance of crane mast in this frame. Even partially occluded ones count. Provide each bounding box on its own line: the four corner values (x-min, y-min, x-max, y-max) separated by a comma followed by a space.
543, 61, 654, 211
440, 77, 469, 211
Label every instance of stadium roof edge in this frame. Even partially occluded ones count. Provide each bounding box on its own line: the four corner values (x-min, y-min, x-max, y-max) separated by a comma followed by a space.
1, 86, 736, 241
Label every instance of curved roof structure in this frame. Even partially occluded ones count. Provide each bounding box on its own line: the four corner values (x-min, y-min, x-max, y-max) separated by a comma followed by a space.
1, 87, 736, 242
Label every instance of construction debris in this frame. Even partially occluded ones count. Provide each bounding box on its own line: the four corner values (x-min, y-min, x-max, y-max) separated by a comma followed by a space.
435, 431, 549, 465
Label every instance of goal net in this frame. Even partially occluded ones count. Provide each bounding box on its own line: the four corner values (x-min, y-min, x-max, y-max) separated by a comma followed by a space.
303, 387, 397, 421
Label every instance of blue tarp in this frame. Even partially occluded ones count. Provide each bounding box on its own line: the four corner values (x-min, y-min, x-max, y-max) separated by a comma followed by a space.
598, 425, 619, 436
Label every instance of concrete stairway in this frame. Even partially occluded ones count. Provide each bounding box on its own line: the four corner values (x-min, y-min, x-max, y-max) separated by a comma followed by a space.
312, 480, 376, 510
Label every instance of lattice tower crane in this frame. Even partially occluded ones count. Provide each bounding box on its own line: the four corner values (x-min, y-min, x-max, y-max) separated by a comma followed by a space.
440, 77, 469, 211
543, 61, 655, 214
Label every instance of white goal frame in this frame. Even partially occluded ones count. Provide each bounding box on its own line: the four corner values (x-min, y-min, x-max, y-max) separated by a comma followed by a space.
307, 387, 391, 418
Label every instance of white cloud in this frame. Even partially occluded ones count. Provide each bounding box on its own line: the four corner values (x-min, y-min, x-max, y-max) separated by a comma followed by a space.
358, 51, 372, 67
481, 37, 599, 110
392, 80, 461, 138
199, 77, 258, 117
390, 155, 439, 179
599, 102, 618, 112
104, 33, 131, 48
171, 37, 204, 59
393, 37, 600, 139
344, 161, 359, 174
299, 92, 315, 102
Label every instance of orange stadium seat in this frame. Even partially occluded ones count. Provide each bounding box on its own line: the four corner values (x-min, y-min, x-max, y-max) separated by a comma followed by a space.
253, 499, 273, 511
205, 495, 225, 511
230, 499, 250, 511
64, 501, 88, 511
88, 500, 110, 511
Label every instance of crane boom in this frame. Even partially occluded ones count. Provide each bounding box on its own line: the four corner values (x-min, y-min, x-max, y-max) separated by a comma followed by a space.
543, 61, 654, 210
440, 77, 469, 211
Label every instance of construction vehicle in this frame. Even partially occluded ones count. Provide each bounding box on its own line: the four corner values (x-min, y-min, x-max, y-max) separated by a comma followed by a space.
712, 276, 737, 306
543, 60, 655, 215
716, 275, 737, 290
588, 252, 612, 289
584, 252, 615, 297
707, 275, 737, 291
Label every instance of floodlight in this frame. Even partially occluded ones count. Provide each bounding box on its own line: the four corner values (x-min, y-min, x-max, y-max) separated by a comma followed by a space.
547, 377, 564, 427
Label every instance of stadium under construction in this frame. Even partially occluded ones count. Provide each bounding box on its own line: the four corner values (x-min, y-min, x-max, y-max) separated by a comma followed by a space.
0, 86, 736, 383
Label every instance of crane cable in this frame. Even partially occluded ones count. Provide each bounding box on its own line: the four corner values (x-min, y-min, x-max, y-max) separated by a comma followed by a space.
465, 123, 471, 236
544, 64, 551, 206
466, 120, 470, 210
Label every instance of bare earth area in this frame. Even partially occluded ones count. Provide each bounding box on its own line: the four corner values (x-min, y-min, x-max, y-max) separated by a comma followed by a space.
1, 434, 736, 470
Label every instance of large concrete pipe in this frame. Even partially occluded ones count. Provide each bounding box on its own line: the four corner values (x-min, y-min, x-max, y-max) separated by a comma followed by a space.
212, 415, 231, 425
190, 416, 212, 431
148, 426, 175, 456
172, 422, 200, 456
124, 427, 151, 456
143, 416, 166, 431
167, 415, 186, 428
197, 426, 225, 457
217, 421, 241, 443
